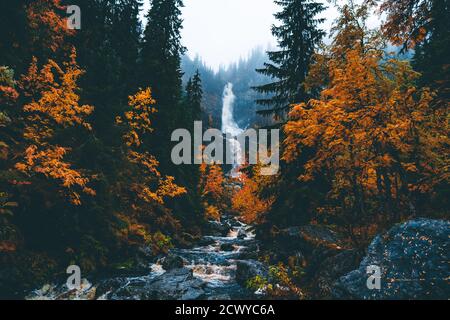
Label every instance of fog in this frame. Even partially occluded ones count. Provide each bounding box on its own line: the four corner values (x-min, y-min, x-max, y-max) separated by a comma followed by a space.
141, 0, 380, 70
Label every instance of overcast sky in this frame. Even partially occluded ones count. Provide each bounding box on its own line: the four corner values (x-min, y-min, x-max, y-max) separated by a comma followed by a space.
141, 0, 379, 70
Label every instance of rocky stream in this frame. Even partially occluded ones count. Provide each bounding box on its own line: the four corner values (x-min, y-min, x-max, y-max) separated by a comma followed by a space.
27, 214, 265, 300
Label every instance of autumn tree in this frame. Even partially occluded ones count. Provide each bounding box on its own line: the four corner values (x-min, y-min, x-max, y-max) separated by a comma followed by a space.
283, 3, 449, 238
0, 0, 206, 297
366, 0, 433, 51
368, 0, 450, 107
198, 162, 226, 221
16, 51, 95, 205
232, 166, 274, 225
0, 51, 109, 285
0, 0, 74, 74
115, 88, 186, 251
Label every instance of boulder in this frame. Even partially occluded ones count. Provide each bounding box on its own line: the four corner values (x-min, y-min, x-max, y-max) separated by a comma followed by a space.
238, 251, 259, 260
220, 243, 235, 252
144, 268, 206, 300
160, 255, 187, 271
235, 260, 269, 287
238, 243, 259, 260
208, 221, 231, 237
333, 219, 450, 300
197, 237, 216, 247
178, 232, 201, 249
95, 277, 130, 299
277, 225, 345, 254
310, 249, 362, 298
228, 218, 243, 228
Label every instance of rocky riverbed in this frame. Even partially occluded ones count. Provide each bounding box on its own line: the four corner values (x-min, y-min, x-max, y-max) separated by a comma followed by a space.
26, 217, 450, 300
26, 214, 263, 300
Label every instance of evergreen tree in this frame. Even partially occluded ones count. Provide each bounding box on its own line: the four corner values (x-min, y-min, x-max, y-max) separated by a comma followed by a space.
140, 0, 186, 154
0, 0, 29, 71
66, 0, 143, 142
185, 77, 193, 100
412, 0, 450, 105
183, 69, 203, 135
187, 69, 203, 121
253, 0, 326, 121
140, 1, 206, 236
111, 0, 143, 98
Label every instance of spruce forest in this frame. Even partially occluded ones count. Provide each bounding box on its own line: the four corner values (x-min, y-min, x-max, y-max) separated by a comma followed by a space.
0, 0, 448, 301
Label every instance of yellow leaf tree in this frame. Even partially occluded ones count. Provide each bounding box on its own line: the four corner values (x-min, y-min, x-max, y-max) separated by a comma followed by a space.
232, 167, 274, 225
283, 3, 449, 237
116, 88, 186, 250
16, 51, 95, 205
198, 162, 225, 221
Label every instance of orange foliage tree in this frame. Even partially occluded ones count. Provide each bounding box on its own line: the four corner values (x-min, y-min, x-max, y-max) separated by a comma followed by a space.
365, 0, 432, 50
15, 50, 95, 205
283, 3, 449, 235
232, 167, 274, 224
198, 162, 225, 221
115, 88, 186, 251
26, 0, 75, 55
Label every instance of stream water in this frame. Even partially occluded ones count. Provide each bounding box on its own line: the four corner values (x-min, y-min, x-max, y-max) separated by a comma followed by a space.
27, 215, 259, 300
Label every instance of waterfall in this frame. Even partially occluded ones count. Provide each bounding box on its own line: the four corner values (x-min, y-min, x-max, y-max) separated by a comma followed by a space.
221, 83, 243, 177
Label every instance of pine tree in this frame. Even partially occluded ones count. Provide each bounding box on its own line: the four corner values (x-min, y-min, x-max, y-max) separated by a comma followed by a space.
140, 1, 206, 234
140, 0, 186, 148
412, 0, 450, 105
111, 0, 143, 98
67, 0, 143, 142
185, 69, 203, 122
253, 0, 326, 121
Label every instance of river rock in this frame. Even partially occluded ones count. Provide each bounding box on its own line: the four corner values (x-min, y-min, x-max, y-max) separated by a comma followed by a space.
178, 232, 201, 249
237, 229, 247, 239
236, 260, 269, 286
238, 243, 259, 260
309, 249, 362, 298
95, 277, 130, 299
197, 237, 216, 247
276, 225, 345, 254
160, 254, 187, 271
208, 220, 231, 237
144, 268, 206, 300
220, 243, 235, 251
333, 219, 450, 300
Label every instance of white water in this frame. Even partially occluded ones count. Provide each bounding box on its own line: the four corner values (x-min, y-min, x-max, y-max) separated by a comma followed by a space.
26, 215, 259, 300
221, 83, 244, 177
